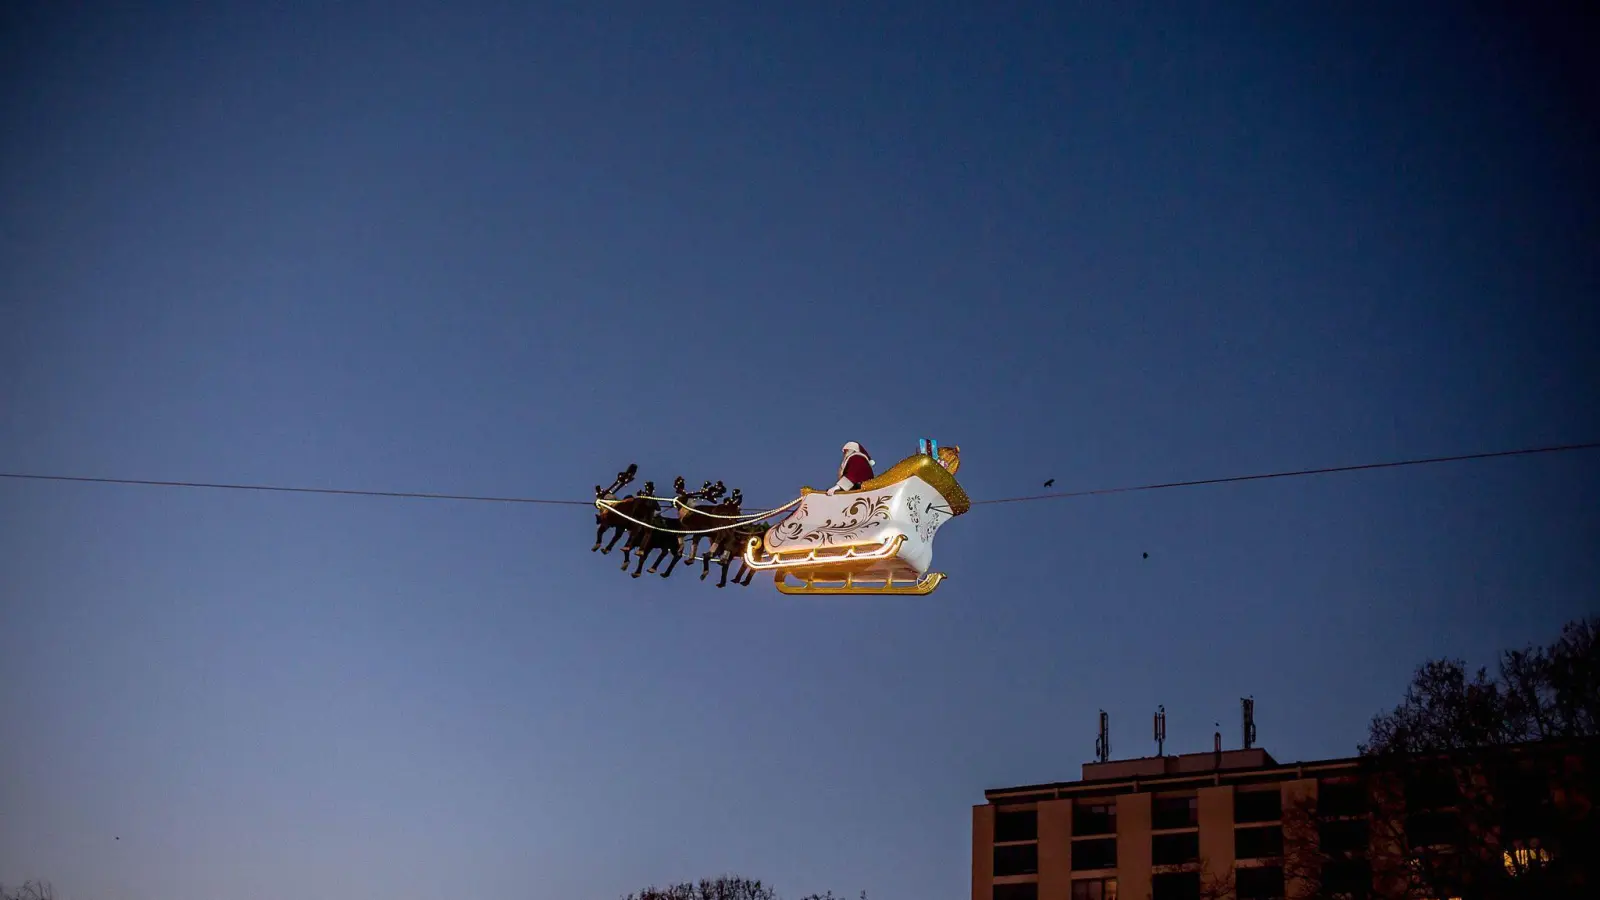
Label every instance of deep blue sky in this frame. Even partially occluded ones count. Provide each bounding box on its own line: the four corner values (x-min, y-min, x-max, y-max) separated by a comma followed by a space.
2, 2, 1596, 899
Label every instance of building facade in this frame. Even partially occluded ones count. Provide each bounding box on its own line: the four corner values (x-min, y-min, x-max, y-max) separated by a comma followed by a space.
972, 740, 1593, 900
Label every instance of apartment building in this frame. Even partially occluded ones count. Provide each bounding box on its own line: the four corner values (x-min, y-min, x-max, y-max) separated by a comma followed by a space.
972, 737, 1593, 900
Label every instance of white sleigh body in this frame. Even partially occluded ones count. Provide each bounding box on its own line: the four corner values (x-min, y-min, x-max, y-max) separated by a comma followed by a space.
742, 449, 969, 595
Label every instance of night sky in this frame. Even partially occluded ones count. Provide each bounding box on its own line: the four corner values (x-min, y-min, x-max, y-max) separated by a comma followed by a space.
2, 3, 1596, 899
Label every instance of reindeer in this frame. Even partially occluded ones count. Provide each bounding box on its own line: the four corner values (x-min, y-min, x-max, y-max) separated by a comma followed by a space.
595, 465, 636, 509
699, 520, 769, 587
671, 477, 731, 562
690, 489, 750, 580
624, 502, 684, 578
603, 481, 661, 558
690, 487, 743, 568
670, 476, 726, 504
593, 465, 654, 554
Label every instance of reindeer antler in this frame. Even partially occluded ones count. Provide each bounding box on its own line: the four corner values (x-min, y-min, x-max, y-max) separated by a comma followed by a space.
600, 464, 638, 498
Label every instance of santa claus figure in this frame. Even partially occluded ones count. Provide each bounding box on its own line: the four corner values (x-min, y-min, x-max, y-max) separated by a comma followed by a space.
827, 441, 876, 495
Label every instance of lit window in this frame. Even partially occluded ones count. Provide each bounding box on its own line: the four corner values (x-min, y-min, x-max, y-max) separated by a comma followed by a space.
1070, 878, 1117, 900
1503, 844, 1552, 875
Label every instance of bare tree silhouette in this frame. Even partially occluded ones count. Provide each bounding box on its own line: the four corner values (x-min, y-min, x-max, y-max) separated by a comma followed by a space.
1177, 618, 1596, 900
621, 874, 865, 900
1355, 616, 1598, 900
0, 881, 55, 900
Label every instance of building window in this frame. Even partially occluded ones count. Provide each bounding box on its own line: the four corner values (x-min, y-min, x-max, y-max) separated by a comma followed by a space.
1499, 763, 1552, 842
1234, 789, 1282, 823
1502, 798, 1550, 844
1322, 858, 1371, 898
1152, 832, 1199, 866
1405, 809, 1461, 848
1404, 769, 1458, 811
994, 843, 1038, 877
993, 883, 1037, 900
1235, 825, 1283, 859
1318, 818, 1369, 856
1152, 795, 1198, 830
1503, 842, 1553, 877
1073, 801, 1117, 836
1071, 837, 1117, 871
1237, 865, 1285, 900
1070, 878, 1117, 900
1318, 779, 1367, 818
1151, 871, 1199, 900
996, 808, 1038, 843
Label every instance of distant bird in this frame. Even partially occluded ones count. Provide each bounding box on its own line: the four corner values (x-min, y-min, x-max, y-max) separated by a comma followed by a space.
1043, 478, 1054, 488
1142, 552, 1149, 559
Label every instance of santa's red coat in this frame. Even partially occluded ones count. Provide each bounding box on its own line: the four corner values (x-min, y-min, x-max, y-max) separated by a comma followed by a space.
842, 454, 874, 486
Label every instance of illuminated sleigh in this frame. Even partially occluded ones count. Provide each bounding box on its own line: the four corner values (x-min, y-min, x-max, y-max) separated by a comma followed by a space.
742, 446, 969, 595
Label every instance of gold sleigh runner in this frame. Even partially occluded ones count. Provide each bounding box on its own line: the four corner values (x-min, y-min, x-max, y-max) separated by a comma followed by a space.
591, 443, 968, 595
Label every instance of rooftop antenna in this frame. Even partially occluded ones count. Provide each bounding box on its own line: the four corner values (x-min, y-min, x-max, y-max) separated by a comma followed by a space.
1095, 710, 1111, 763
1242, 696, 1257, 750
1154, 705, 1167, 757
1213, 722, 1222, 769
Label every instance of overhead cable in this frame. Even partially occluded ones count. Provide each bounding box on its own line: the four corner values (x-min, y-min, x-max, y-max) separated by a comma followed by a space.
972, 440, 1600, 506
0, 472, 589, 505
2, 440, 1596, 511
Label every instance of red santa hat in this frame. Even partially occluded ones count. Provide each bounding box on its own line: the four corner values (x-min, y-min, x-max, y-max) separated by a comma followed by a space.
842, 441, 875, 466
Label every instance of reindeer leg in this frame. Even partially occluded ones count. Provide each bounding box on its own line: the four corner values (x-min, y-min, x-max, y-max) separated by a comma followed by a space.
603, 524, 628, 554
659, 549, 681, 577
622, 528, 643, 570
701, 539, 715, 580
632, 543, 652, 578
593, 522, 607, 552
620, 522, 649, 562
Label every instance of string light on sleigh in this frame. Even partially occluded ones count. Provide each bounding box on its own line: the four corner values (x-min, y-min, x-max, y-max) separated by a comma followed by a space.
591, 439, 970, 595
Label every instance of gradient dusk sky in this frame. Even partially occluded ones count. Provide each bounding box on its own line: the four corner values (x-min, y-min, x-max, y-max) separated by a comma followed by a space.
2, 3, 1596, 899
